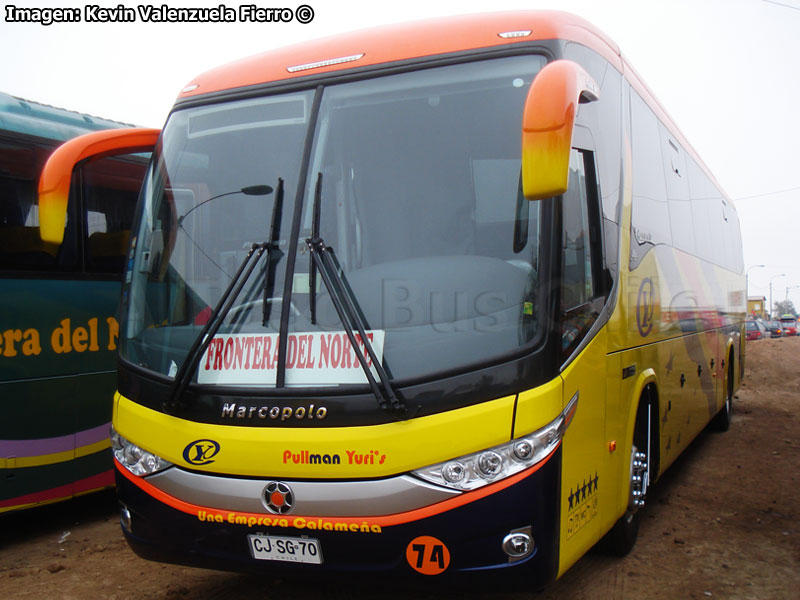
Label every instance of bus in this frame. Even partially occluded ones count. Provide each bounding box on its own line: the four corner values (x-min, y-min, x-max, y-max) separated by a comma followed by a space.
38, 11, 745, 584
0, 92, 150, 513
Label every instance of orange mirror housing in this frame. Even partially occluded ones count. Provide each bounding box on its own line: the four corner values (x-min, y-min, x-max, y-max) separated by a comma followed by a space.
38, 128, 160, 244
521, 60, 599, 200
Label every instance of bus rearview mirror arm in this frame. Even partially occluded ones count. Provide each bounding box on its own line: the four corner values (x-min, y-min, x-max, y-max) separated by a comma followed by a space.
521, 60, 599, 200
38, 128, 160, 244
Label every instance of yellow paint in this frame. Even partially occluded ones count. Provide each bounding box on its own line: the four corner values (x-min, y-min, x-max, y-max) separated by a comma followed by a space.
512, 378, 562, 438
13, 449, 74, 469
0, 495, 68, 514
113, 392, 516, 478
521, 134, 572, 199
557, 329, 608, 576
38, 191, 69, 244
75, 439, 111, 459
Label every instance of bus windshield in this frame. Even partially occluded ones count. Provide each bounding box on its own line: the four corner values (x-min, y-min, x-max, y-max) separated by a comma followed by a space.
121, 55, 547, 388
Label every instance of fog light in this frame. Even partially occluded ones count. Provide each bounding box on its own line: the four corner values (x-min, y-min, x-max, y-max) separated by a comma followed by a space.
120, 504, 132, 532
502, 527, 534, 561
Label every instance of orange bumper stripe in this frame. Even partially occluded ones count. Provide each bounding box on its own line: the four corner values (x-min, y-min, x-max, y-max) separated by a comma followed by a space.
115, 444, 558, 528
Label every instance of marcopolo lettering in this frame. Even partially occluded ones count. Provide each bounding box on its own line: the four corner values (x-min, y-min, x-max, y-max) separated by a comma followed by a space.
221, 402, 328, 421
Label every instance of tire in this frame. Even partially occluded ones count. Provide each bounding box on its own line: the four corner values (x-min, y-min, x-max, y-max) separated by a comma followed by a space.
710, 355, 734, 432
599, 490, 640, 557
600, 391, 655, 556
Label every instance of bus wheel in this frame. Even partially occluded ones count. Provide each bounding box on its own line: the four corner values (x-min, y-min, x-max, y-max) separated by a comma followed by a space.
600, 393, 653, 556
710, 354, 734, 432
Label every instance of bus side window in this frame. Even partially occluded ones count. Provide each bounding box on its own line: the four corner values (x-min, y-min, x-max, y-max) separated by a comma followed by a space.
80, 153, 149, 274
629, 90, 670, 269
561, 148, 603, 356
0, 139, 77, 270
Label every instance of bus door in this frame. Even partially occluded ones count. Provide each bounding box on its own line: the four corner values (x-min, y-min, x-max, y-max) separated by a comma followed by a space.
555, 145, 609, 570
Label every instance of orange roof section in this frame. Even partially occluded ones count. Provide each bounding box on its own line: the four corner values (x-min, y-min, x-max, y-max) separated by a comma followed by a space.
173, 10, 728, 202
177, 11, 622, 99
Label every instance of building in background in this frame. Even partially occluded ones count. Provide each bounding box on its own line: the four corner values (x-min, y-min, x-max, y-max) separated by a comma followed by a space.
748, 295, 767, 320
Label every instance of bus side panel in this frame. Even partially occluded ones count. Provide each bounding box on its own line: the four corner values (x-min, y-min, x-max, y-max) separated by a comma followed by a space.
557, 329, 608, 576
0, 278, 119, 509
617, 247, 738, 480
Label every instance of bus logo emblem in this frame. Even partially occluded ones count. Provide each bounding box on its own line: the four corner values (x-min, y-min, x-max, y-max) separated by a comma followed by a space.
183, 439, 221, 465
636, 278, 655, 337
263, 482, 294, 514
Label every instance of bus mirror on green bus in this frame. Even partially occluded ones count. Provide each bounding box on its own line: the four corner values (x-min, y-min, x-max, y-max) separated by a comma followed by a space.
38, 128, 160, 244
521, 60, 599, 200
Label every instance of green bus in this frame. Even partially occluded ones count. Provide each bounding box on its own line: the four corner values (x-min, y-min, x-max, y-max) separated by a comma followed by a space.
0, 92, 148, 512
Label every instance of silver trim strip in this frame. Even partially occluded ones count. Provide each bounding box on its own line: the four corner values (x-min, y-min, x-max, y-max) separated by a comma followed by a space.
287, 53, 365, 73
146, 468, 460, 516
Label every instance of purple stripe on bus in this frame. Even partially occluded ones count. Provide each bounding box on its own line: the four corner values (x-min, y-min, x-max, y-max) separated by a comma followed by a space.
75, 422, 111, 448
0, 422, 110, 458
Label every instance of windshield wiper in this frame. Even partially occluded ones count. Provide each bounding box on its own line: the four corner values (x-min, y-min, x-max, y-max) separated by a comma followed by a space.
164, 182, 280, 415
262, 178, 284, 326
308, 173, 322, 325
305, 173, 405, 415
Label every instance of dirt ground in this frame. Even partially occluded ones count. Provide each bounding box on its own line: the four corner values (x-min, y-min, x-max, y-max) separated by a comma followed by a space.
1, 336, 798, 599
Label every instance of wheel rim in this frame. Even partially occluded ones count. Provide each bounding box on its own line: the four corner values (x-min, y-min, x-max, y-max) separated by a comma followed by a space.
629, 444, 648, 510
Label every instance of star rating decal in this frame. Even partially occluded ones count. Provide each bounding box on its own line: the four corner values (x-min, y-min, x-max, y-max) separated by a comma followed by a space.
568, 472, 599, 513
566, 471, 601, 540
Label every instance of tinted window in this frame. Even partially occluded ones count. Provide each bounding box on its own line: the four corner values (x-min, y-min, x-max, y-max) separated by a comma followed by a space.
561, 149, 603, 357
629, 91, 742, 274
0, 138, 77, 271
81, 153, 148, 273
630, 91, 670, 267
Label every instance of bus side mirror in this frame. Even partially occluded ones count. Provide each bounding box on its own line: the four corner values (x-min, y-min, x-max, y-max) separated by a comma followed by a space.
38, 128, 160, 244
521, 60, 599, 200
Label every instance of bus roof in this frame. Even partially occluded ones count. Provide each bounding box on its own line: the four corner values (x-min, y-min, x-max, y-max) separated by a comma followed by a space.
176, 10, 731, 205
177, 11, 622, 100
0, 92, 133, 142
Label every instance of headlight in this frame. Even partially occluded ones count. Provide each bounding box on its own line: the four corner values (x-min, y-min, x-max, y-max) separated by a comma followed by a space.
111, 426, 172, 476
413, 392, 578, 491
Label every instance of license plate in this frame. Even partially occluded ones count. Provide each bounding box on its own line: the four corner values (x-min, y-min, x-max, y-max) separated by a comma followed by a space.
247, 534, 323, 564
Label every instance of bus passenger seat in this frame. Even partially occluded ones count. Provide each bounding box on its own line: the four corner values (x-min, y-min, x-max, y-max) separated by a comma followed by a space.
87, 230, 130, 271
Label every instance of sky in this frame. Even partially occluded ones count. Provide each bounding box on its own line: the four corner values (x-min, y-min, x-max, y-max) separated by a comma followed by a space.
2, 0, 799, 310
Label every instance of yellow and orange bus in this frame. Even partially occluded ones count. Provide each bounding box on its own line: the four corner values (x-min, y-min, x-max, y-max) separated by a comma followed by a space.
39, 11, 744, 584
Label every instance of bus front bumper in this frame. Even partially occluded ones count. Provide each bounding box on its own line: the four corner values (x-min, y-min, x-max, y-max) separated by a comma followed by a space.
115, 447, 561, 583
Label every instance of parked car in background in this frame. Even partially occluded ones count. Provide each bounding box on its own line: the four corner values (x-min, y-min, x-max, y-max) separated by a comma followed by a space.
746, 319, 766, 341
767, 321, 783, 338
779, 315, 797, 336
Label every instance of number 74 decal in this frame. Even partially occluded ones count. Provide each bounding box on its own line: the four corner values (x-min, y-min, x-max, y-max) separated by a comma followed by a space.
405, 536, 451, 575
